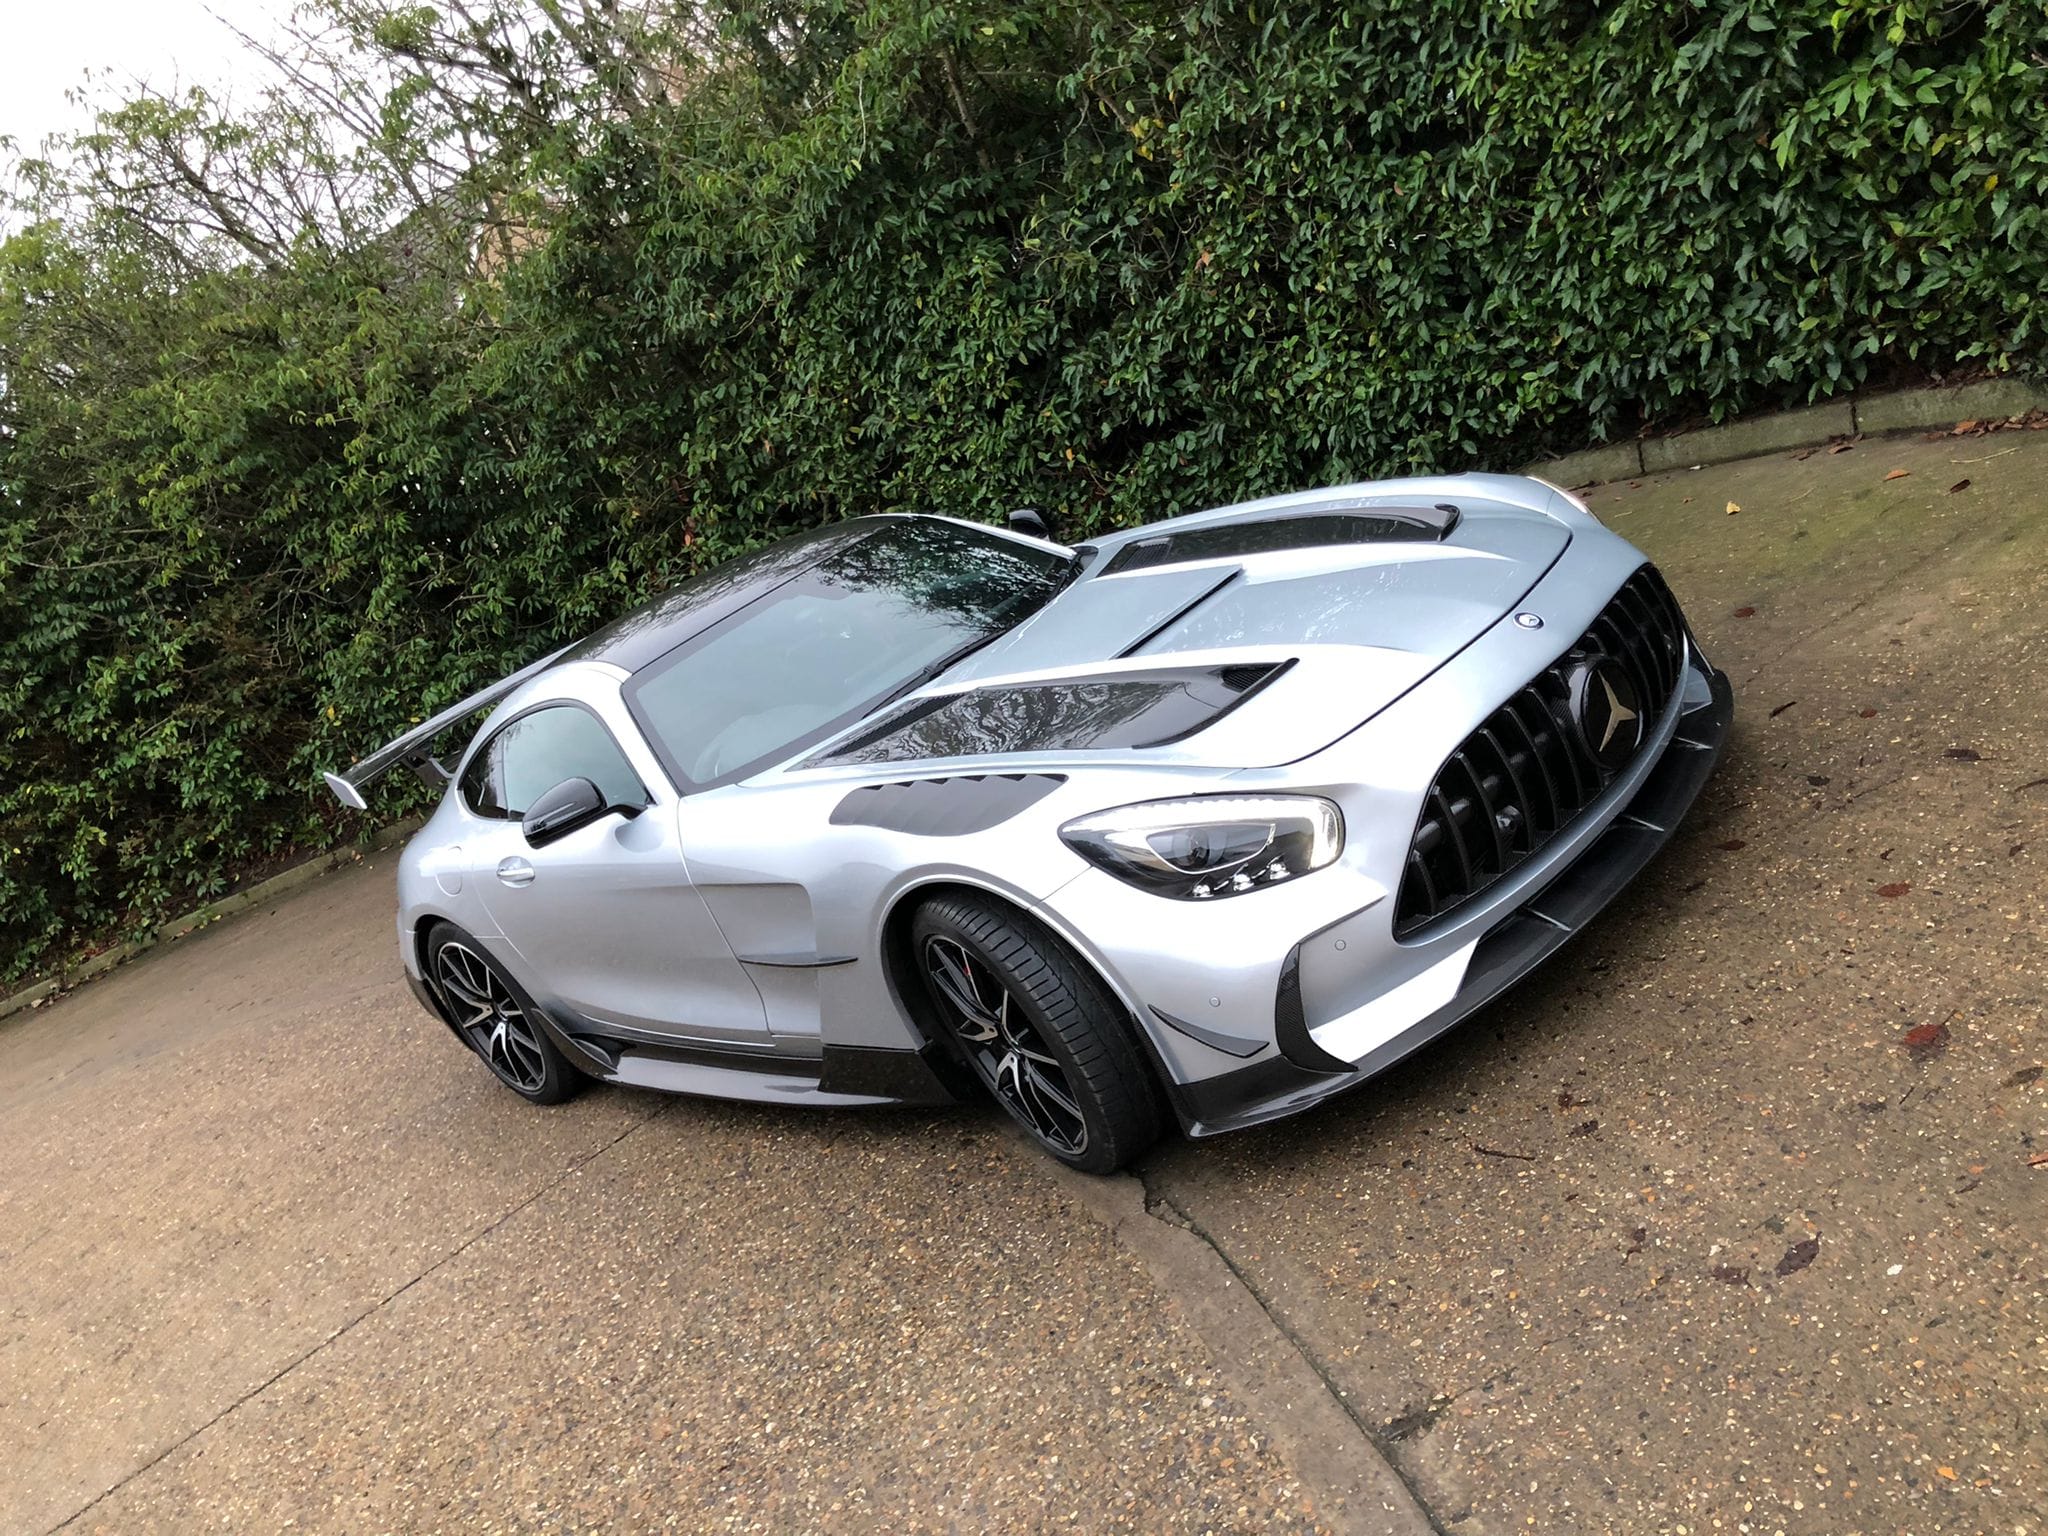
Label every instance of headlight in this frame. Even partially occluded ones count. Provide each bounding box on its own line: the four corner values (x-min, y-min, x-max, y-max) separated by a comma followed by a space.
1059, 795, 1344, 900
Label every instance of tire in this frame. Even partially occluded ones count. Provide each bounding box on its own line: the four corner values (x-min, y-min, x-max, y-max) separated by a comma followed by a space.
910, 893, 1162, 1173
423, 924, 581, 1105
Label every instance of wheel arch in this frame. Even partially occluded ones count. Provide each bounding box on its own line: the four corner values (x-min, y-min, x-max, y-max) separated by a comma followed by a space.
407, 914, 467, 1041
877, 875, 1180, 1114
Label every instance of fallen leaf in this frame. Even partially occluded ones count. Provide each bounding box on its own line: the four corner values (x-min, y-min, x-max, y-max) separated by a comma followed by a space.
1828, 441, 1854, 454
2003, 1065, 2043, 1088
1947, 478, 1971, 494
1716, 838, 1748, 851
1709, 1264, 1750, 1285
1725, 500, 1741, 515
2030, 1152, 2048, 1169
1902, 1021, 1950, 1058
1733, 605, 1757, 618
1859, 707, 1879, 718
1775, 1237, 1820, 1277
1937, 1466, 1958, 1480
1769, 700, 1798, 718
1944, 747, 1981, 761
1878, 882, 1911, 898
1884, 468, 1910, 481
1951, 419, 1978, 434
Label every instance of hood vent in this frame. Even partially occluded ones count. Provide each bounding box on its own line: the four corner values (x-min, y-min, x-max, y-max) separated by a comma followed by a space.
807, 661, 1293, 768
1100, 505, 1459, 576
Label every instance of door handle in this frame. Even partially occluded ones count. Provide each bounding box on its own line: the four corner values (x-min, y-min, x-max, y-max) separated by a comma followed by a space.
496, 857, 536, 888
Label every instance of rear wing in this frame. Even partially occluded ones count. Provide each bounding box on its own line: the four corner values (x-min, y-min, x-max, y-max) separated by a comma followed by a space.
321, 643, 573, 810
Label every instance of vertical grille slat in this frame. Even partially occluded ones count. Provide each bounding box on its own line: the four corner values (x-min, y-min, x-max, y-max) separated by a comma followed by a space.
1406, 848, 1440, 917
1429, 784, 1478, 897
1454, 747, 1510, 872
1475, 725, 1533, 852
1614, 582, 1672, 696
1597, 613, 1659, 723
1500, 697, 1564, 836
1392, 565, 1688, 938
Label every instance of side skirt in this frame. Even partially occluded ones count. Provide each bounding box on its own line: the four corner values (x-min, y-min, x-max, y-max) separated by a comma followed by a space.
533, 1009, 962, 1110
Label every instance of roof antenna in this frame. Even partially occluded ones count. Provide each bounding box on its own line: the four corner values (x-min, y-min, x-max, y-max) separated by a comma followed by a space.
1008, 506, 1053, 540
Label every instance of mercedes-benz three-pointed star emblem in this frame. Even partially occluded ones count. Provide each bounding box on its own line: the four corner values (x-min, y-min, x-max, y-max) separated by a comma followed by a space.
1596, 670, 1638, 753
1567, 655, 1645, 772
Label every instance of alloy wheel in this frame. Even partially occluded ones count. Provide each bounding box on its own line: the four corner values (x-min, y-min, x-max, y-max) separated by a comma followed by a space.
922, 935, 1087, 1156
434, 940, 550, 1094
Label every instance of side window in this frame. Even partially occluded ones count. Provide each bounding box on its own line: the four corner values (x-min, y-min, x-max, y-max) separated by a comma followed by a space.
459, 706, 647, 819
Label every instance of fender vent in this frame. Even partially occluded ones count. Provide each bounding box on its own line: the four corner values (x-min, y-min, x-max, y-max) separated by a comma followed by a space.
829, 773, 1067, 835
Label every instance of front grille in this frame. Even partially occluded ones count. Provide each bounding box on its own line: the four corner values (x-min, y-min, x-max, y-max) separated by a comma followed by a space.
1393, 566, 1688, 938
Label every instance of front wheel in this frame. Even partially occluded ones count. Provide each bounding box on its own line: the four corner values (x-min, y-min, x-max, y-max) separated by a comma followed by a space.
910, 894, 1162, 1173
425, 925, 580, 1105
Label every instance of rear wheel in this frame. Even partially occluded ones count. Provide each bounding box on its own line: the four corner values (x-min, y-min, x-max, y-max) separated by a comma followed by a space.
910, 893, 1162, 1173
425, 925, 579, 1105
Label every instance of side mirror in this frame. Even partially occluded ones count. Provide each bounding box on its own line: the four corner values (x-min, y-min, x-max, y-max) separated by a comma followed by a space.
1008, 506, 1052, 540
522, 776, 615, 848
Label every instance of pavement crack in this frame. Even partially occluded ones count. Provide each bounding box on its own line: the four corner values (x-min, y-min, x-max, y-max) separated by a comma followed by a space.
1382, 1394, 1455, 1444
43, 1105, 666, 1535
1133, 1168, 1456, 1536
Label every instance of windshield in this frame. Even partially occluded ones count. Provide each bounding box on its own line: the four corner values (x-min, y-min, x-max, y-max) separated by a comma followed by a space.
622, 519, 1070, 789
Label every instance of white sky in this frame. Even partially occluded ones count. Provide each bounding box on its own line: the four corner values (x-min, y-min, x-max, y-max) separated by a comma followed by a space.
0, 0, 294, 159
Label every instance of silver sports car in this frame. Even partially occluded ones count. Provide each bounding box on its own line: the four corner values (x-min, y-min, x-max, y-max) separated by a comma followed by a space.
327, 475, 1732, 1171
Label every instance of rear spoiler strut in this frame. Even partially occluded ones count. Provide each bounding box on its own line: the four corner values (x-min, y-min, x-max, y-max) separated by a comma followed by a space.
322, 643, 574, 810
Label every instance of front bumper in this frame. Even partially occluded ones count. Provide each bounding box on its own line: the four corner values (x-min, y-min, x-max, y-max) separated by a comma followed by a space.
1172, 659, 1732, 1134
1029, 560, 1735, 1140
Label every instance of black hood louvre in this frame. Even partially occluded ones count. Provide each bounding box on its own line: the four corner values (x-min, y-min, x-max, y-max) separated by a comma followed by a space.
1098, 505, 1460, 576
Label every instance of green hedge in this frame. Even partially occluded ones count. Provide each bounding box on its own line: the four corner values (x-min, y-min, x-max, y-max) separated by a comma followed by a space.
3, 0, 2044, 979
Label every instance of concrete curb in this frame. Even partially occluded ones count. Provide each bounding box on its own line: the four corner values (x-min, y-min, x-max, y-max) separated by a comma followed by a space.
1526, 375, 2048, 488
1040, 1153, 1440, 1536
0, 818, 421, 1024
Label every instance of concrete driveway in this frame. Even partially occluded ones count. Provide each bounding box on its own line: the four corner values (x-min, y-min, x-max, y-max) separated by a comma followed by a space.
4, 425, 2044, 1534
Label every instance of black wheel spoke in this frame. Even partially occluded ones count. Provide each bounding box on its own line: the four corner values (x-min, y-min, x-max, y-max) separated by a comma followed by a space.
439, 964, 491, 1014
923, 933, 1086, 1157
436, 941, 548, 1094
926, 939, 1000, 1042
1021, 1059, 1083, 1121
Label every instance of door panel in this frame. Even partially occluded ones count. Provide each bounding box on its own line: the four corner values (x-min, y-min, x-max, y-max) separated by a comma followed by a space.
469, 804, 770, 1043
459, 700, 770, 1045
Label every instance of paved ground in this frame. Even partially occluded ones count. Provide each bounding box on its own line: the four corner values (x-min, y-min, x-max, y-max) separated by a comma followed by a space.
3, 425, 2044, 1534
1145, 423, 2048, 1533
